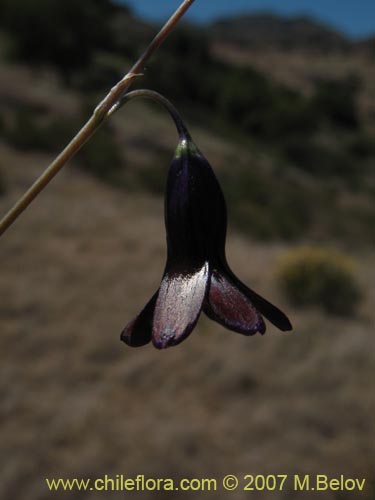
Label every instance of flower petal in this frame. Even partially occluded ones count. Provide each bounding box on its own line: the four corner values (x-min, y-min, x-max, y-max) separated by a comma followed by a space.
222, 265, 292, 332
120, 292, 158, 347
240, 285, 293, 331
204, 269, 266, 335
165, 138, 227, 263
152, 262, 209, 349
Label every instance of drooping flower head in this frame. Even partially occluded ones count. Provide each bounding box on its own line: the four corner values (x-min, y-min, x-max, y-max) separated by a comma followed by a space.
119, 90, 292, 349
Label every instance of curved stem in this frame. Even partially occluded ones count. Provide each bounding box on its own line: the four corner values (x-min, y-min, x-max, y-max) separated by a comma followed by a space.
0, 0, 196, 237
109, 89, 191, 140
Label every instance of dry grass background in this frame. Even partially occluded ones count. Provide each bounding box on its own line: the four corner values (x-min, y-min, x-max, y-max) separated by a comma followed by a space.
0, 63, 374, 500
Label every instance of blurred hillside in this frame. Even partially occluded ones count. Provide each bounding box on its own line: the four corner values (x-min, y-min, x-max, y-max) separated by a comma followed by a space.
210, 13, 374, 52
0, 2, 374, 500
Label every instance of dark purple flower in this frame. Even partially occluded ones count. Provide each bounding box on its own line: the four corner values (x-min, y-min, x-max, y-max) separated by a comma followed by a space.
121, 132, 292, 349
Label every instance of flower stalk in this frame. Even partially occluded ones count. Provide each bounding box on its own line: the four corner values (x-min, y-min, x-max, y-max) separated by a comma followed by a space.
109, 89, 190, 139
0, 0, 196, 237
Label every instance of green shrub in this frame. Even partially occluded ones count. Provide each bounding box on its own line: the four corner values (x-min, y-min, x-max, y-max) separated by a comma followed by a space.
143, 27, 215, 109
0, 169, 6, 196
222, 166, 312, 240
217, 68, 318, 141
348, 132, 375, 159
0, 0, 116, 80
276, 246, 362, 315
0, 110, 4, 133
4, 106, 123, 182
283, 137, 358, 179
77, 125, 124, 181
311, 78, 360, 129
4, 109, 45, 150
4, 108, 82, 152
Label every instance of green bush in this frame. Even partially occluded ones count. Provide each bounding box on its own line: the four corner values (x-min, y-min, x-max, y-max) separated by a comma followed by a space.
348, 132, 375, 159
0, 109, 4, 133
276, 246, 362, 315
283, 137, 358, 179
0, 169, 6, 196
0, 0, 116, 81
143, 27, 215, 108
311, 78, 360, 129
77, 125, 124, 181
3, 106, 124, 183
4, 108, 81, 151
222, 166, 312, 240
4, 108, 45, 150
216, 68, 318, 141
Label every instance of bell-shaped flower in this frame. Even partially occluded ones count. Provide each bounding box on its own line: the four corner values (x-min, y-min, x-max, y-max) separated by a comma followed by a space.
119, 90, 292, 349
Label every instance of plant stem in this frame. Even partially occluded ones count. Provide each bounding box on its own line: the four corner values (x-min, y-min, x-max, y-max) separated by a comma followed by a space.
0, 0, 196, 237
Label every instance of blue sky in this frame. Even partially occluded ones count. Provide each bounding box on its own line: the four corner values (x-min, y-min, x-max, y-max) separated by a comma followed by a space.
120, 0, 375, 38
